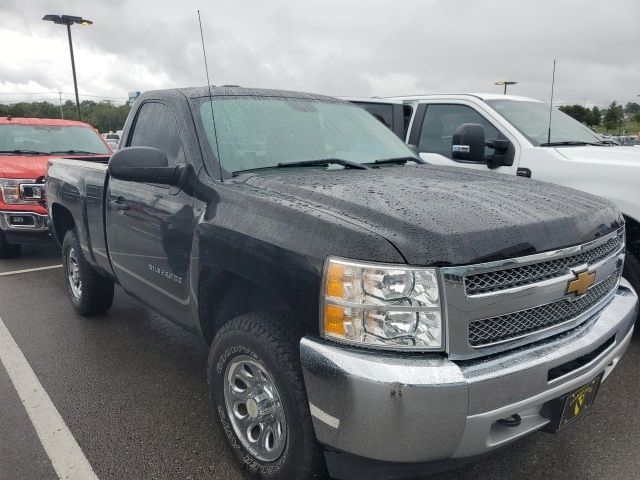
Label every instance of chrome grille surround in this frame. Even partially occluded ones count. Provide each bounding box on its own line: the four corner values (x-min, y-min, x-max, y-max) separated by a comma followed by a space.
468, 268, 621, 347
464, 233, 624, 295
440, 227, 625, 360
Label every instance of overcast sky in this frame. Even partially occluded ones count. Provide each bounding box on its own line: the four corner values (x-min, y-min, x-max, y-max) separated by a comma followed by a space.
1, 0, 639, 107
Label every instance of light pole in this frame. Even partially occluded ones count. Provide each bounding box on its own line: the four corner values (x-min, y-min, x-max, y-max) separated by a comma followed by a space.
495, 81, 518, 95
42, 14, 93, 121
106, 100, 112, 131
58, 92, 64, 119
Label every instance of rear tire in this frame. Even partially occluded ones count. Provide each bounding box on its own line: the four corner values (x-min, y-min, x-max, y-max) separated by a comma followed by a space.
0, 230, 21, 259
62, 229, 114, 316
208, 314, 326, 479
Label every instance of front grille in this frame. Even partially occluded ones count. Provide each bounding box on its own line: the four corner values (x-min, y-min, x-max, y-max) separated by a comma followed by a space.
465, 232, 624, 295
468, 269, 621, 347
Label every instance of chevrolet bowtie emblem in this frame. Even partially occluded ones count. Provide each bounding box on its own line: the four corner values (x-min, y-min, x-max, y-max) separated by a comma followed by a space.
566, 270, 596, 296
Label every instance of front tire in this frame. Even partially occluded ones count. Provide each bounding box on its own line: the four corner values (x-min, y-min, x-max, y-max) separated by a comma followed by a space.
0, 230, 21, 259
208, 314, 326, 479
62, 229, 114, 316
624, 250, 640, 321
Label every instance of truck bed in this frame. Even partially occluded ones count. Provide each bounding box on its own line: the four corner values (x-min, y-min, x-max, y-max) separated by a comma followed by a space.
46, 158, 113, 278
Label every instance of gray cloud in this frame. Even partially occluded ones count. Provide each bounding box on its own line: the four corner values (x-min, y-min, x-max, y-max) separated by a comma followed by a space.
1, 0, 639, 106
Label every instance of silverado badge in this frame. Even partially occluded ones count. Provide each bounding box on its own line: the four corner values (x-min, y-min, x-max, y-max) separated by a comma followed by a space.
566, 269, 596, 296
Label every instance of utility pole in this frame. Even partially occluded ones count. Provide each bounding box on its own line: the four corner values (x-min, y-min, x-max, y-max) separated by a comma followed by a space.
58, 92, 64, 119
106, 100, 112, 131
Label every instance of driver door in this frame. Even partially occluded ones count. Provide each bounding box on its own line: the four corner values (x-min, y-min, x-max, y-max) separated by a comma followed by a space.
409, 101, 520, 175
105, 101, 196, 325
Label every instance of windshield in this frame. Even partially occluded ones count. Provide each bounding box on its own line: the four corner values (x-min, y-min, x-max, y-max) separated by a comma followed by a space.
485, 99, 602, 146
0, 124, 110, 154
197, 97, 416, 175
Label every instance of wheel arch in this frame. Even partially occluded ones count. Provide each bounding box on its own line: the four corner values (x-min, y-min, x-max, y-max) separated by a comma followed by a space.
50, 202, 76, 246
198, 266, 294, 344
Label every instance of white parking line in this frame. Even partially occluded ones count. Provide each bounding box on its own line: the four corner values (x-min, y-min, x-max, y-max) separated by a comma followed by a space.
0, 265, 62, 277
0, 315, 99, 480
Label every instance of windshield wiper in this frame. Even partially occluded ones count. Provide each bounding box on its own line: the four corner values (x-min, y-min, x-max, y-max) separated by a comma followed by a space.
0, 149, 50, 155
232, 158, 369, 177
539, 141, 607, 147
364, 156, 425, 166
277, 158, 369, 170
49, 149, 102, 155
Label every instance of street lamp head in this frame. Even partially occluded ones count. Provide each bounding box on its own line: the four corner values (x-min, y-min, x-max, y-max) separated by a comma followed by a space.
42, 14, 92, 122
494, 81, 518, 86
42, 14, 93, 26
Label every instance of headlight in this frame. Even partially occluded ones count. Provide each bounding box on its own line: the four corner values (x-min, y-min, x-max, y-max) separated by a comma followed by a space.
0, 179, 39, 205
320, 257, 444, 351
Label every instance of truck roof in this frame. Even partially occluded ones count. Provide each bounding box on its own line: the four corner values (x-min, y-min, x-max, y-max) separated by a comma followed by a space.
0, 117, 93, 127
385, 93, 543, 103
337, 96, 404, 105
141, 86, 343, 103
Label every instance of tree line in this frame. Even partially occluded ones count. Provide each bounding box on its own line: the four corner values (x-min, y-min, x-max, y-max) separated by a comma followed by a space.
3, 97, 639, 135
0, 100, 131, 133
559, 101, 640, 132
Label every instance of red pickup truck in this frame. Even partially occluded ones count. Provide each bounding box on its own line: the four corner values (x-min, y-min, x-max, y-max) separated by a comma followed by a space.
0, 117, 112, 257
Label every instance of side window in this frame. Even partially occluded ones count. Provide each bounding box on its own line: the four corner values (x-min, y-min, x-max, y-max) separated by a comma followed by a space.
355, 102, 394, 130
128, 102, 185, 166
403, 105, 413, 137
418, 104, 505, 159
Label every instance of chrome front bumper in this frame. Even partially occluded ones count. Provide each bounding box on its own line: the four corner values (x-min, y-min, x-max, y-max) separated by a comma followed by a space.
0, 210, 49, 232
300, 279, 637, 478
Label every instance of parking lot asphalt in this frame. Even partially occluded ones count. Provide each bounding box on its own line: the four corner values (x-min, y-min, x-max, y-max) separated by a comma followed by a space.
1, 244, 639, 480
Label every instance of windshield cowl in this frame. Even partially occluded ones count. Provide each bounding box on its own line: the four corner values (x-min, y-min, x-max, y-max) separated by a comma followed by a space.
539, 141, 611, 147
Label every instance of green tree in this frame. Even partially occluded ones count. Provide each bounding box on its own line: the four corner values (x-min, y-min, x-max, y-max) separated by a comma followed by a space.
0, 99, 131, 132
604, 101, 624, 132
635, 112, 640, 126
591, 106, 601, 126
559, 104, 590, 123
624, 102, 640, 114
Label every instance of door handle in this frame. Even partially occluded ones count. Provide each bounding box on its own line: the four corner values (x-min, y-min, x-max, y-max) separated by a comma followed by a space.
110, 197, 130, 211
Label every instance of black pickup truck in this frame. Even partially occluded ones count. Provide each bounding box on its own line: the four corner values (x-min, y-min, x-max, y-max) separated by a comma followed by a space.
46, 87, 637, 480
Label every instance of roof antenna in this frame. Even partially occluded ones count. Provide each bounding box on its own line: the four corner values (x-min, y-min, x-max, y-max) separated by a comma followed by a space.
197, 10, 222, 178
547, 59, 556, 145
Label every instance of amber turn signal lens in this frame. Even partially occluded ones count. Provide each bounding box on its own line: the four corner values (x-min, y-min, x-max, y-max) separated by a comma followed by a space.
324, 304, 346, 336
326, 263, 345, 298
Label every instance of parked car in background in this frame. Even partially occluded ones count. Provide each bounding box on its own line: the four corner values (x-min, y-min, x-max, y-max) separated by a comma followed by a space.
348, 94, 640, 301
0, 117, 111, 257
617, 135, 638, 146
47, 87, 637, 480
102, 131, 121, 150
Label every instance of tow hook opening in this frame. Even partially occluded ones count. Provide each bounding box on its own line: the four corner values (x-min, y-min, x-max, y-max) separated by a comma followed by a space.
496, 414, 522, 428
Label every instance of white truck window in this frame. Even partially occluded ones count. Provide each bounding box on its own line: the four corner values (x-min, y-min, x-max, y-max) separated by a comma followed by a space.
418, 104, 503, 159
356, 102, 394, 129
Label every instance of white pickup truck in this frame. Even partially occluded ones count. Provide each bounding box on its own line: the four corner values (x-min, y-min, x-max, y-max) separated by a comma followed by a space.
346, 94, 640, 298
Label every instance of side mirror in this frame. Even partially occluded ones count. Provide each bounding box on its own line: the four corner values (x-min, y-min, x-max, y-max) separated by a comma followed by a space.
109, 147, 183, 185
451, 123, 485, 162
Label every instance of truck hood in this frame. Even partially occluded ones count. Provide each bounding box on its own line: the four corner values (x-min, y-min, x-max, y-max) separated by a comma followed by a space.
0, 155, 53, 179
554, 145, 640, 166
0, 154, 107, 180
240, 165, 622, 266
